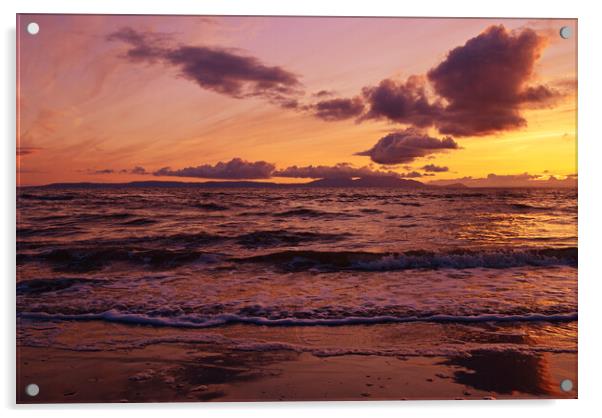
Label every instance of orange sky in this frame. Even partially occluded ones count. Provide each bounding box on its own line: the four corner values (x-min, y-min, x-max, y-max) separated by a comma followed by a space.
17, 15, 577, 186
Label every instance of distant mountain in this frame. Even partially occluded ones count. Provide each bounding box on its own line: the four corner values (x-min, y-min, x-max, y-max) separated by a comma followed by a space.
307, 176, 426, 188
27, 177, 428, 189
436, 182, 469, 188
33, 180, 289, 189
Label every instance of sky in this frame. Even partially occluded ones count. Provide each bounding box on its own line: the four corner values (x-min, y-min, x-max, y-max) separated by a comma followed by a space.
17, 15, 577, 187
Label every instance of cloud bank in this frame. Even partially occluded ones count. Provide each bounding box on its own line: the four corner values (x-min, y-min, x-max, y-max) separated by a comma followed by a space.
126, 160, 430, 180
274, 163, 420, 179
429, 173, 577, 188
154, 158, 276, 179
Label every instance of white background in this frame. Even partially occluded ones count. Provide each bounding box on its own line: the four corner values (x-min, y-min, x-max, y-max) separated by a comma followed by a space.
1, 0, 600, 417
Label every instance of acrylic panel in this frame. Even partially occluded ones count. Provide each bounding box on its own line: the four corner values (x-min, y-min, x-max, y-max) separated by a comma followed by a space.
16, 14, 577, 403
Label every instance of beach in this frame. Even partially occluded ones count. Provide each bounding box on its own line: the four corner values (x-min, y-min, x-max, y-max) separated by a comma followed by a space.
17, 321, 577, 403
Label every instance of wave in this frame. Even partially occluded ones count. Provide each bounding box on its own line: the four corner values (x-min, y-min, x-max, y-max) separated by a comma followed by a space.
17, 226, 82, 238
236, 210, 272, 217
28, 212, 152, 224
508, 203, 554, 211
438, 192, 488, 199
235, 230, 349, 248
19, 193, 77, 201
274, 207, 358, 219
17, 277, 106, 295
18, 310, 578, 328
358, 208, 384, 214
18, 241, 577, 271
233, 247, 577, 271
194, 203, 230, 211
393, 201, 422, 207
21, 247, 218, 272
18, 229, 350, 262
119, 217, 158, 226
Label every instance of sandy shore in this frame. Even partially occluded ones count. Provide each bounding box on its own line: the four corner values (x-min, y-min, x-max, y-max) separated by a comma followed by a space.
16, 321, 577, 403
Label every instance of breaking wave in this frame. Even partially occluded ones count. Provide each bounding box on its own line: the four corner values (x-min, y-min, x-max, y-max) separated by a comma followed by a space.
233, 247, 577, 271
18, 310, 578, 329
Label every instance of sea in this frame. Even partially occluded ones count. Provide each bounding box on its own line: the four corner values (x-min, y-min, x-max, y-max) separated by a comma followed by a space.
16, 186, 577, 359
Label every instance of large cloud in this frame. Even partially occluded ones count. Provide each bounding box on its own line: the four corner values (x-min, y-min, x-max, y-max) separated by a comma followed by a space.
153, 158, 276, 179
356, 129, 458, 165
351, 26, 563, 137
108, 28, 302, 107
274, 162, 409, 179
427, 25, 559, 136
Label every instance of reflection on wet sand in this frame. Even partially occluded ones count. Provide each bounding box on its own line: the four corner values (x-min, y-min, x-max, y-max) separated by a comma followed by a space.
442, 350, 555, 396
173, 350, 298, 401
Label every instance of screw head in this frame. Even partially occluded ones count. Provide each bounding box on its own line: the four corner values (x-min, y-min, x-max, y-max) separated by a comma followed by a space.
25, 383, 39, 397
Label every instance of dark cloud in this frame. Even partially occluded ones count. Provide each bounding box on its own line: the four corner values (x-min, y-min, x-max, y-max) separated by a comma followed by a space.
87, 166, 149, 175
350, 25, 564, 137
427, 25, 560, 136
429, 172, 577, 188
356, 129, 458, 165
361, 76, 441, 127
401, 171, 424, 178
313, 97, 365, 121
108, 27, 302, 107
274, 163, 402, 179
92, 169, 115, 174
106, 27, 172, 63
313, 90, 335, 98
518, 85, 560, 104
108, 25, 566, 138
153, 158, 275, 179
16, 147, 41, 156
422, 164, 449, 172
130, 166, 148, 175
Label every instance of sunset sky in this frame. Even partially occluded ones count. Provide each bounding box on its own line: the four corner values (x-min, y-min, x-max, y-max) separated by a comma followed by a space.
17, 15, 577, 187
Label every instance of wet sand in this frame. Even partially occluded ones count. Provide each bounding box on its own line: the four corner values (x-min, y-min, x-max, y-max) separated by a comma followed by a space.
16, 322, 577, 403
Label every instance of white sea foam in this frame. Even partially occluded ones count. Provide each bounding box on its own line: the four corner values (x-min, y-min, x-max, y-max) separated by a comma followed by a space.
18, 310, 578, 329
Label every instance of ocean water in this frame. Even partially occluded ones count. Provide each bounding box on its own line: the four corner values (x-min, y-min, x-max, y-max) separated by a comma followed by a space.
16, 187, 577, 357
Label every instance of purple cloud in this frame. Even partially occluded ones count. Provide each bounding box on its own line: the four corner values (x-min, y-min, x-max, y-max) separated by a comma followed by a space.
422, 164, 449, 172
429, 172, 577, 188
108, 28, 303, 107
274, 163, 403, 179
313, 97, 365, 121
356, 129, 458, 165
361, 76, 442, 127
427, 25, 560, 136
153, 158, 276, 179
